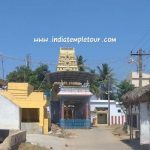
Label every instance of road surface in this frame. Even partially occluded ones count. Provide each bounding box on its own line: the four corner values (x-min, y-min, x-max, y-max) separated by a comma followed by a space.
67, 126, 134, 150
27, 126, 138, 150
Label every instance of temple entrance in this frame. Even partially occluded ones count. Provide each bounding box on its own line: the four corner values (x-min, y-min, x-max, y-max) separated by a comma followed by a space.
64, 105, 75, 119
64, 101, 87, 120
60, 97, 91, 128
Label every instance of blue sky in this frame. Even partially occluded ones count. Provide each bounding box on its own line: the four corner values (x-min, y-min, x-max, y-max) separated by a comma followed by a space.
0, 0, 150, 81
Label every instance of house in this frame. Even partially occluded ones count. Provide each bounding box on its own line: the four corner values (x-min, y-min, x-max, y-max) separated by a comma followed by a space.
122, 84, 150, 146
128, 72, 150, 87
0, 95, 20, 129
126, 72, 150, 129
90, 96, 126, 126
0, 83, 49, 134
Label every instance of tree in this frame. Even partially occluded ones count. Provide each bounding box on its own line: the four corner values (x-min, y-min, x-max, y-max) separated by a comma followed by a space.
7, 65, 32, 82
6, 64, 51, 91
90, 75, 101, 98
97, 64, 115, 99
77, 55, 86, 71
117, 80, 135, 102
29, 64, 51, 90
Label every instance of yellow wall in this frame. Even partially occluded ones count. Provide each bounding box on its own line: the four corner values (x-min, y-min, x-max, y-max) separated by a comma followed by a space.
6, 83, 34, 100
0, 82, 48, 134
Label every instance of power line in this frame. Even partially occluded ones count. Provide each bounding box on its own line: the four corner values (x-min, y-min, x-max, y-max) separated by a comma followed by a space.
132, 30, 150, 50
130, 49, 150, 87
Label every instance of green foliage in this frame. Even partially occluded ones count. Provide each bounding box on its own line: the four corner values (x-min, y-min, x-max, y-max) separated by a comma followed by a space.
77, 55, 86, 71
6, 64, 51, 91
97, 64, 115, 99
7, 66, 32, 82
117, 80, 135, 101
88, 63, 116, 100
76, 55, 100, 97
89, 74, 100, 98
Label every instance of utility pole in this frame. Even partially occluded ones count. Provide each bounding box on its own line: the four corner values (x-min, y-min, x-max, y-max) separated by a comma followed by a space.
130, 49, 150, 140
25, 54, 32, 69
2, 57, 4, 80
107, 76, 111, 126
130, 49, 150, 88
0, 55, 4, 80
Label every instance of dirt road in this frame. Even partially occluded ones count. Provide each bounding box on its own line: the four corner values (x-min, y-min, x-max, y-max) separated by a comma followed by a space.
67, 126, 134, 150
26, 126, 137, 150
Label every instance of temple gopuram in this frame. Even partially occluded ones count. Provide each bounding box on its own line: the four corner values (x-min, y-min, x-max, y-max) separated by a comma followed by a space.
49, 48, 93, 128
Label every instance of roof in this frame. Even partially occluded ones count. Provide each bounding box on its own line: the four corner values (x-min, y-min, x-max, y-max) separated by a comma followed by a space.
0, 94, 19, 107
122, 84, 150, 104
47, 71, 95, 84
0, 80, 7, 87
90, 99, 116, 103
58, 90, 92, 96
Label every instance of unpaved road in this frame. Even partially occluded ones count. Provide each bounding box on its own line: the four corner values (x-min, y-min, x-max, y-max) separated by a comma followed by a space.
27, 126, 137, 150
67, 126, 134, 150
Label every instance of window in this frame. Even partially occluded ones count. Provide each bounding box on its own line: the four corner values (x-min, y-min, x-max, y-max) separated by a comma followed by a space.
118, 109, 121, 113
21, 108, 39, 122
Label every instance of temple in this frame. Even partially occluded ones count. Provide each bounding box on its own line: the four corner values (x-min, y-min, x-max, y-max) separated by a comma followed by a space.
49, 48, 93, 128
57, 47, 79, 71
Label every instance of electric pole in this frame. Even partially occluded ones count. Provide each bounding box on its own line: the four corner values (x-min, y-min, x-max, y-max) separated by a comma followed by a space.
0, 55, 5, 80
2, 57, 4, 80
131, 49, 150, 88
131, 49, 143, 88
108, 76, 110, 126
25, 54, 32, 69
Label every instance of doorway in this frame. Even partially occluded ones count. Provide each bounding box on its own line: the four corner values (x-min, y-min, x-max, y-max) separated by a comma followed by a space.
97, 114, 107, 124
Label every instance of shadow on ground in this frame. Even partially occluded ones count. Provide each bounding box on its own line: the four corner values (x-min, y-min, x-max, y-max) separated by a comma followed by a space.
121, 139, 150, 150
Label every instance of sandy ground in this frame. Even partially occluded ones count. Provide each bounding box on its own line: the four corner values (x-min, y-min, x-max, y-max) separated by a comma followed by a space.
66, 126, 133, 150
26, 134, 68, 150
18, 142, 50, 150
23, 126, 141, 150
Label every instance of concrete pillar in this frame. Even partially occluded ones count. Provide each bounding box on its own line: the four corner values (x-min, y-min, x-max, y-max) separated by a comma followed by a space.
85, 101, 89, 119
122, 115, 124, 125
43, 119, 48, 134
39, 107, 44, 126
61, 100, 64, 119
115, 116, 117, 125
111, 116, 113, 125
118, 116, 120, 125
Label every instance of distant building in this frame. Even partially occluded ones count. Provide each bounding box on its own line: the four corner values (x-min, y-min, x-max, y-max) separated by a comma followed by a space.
128, 72, 150, 87
90, 96, 125, 125
0, 83, 49, 134
57, 47, 79, 71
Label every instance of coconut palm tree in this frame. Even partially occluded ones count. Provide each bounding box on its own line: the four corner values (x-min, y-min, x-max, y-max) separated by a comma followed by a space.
77, 55, 86, 71
97, 64, 115, 99
117, 80, 134, 102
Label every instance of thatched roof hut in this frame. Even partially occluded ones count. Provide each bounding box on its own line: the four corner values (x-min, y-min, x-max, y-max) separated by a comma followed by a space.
122, 84, 150, 104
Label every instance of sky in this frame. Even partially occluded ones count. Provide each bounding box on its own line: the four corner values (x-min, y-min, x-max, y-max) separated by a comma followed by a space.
0, 0, 150, 81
